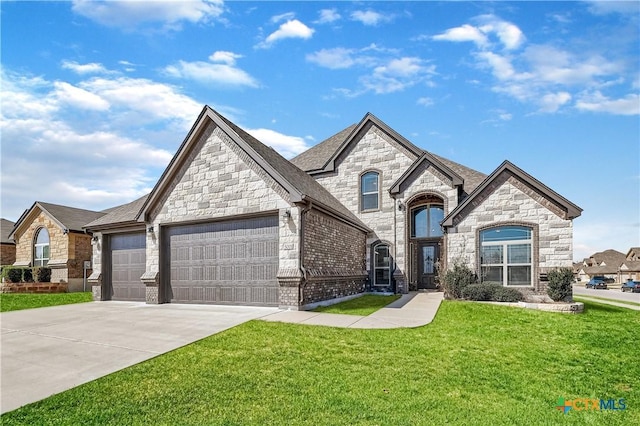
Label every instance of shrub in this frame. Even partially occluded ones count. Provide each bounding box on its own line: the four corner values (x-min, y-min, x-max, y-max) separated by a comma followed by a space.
461, 283, 499, 301
4, 267, 23, 283
34, 267, 52, 283
23, 268, 34, 282
492, 286, 524, 302
547, 267, 574, 302
439, 262, 476, 299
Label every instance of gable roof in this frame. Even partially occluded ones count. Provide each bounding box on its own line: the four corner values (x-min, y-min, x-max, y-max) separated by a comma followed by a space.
290, 112, 486, 195
84, 194, 149, 230
139, 106, 369, 232
626, 247, 640, 260
390, 153, 464, 195
1, 219, 16, 244
589, 249, 626, 268
442, 160, 583, 227
9, 202, 106, 240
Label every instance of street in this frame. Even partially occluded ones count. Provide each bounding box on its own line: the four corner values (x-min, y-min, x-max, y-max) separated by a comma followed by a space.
572, 285, 640, 304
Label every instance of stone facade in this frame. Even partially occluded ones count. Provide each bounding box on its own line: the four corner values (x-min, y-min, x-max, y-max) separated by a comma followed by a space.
447, 174, 573, 297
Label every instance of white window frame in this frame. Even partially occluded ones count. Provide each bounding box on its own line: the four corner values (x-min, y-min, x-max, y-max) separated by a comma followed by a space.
360, 171, 380, 212
33, 228, 50, 267
480, 226, 533, 287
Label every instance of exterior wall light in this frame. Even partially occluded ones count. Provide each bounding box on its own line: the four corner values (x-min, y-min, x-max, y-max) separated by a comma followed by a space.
282, 210, 292, 222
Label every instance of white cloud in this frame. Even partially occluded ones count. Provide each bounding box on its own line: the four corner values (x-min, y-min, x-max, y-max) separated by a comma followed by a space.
164, 59, 258, 88
306, 48, 358, 69
61, 60, 110, 75
417, 97, 434, 107
576, 91, 640, 115
361, 57, 436, 94
432, 24, 488, 47
538, 92, 572, 112
257, 19, 314, 48
270, 12, 296, 24
209, 50, 242, 65
584, 0, 640, 15
71, 0, 224, 30
53, 81, 110, 111
245, 128, 309, 159
350, 10, 391, 26
316, 8, 341, 24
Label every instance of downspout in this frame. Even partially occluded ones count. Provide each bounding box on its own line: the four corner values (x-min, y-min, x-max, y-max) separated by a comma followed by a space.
298, 200, 313, 307
392, 195, 398, 293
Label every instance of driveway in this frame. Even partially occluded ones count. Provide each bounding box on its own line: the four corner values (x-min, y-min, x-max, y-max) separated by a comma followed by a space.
1, 301, 278, 414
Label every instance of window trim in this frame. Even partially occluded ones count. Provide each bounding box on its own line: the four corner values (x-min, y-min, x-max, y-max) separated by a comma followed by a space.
479, 225, 533, 287
33, 227, 50, 267
373, 242, 391, 287
360, 170, 381, 212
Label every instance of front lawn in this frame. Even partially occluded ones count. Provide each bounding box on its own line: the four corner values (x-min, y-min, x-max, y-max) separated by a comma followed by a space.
2, 300, 638, 425
312, 294, 401, 316
0, 292, 93, 312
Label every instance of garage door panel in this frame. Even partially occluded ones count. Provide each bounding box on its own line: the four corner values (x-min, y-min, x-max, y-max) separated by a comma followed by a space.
168, 216, 279, 306
110, 234, 146, 302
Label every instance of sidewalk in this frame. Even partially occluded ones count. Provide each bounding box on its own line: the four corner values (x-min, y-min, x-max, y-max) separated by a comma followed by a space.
260, 291, 444, 329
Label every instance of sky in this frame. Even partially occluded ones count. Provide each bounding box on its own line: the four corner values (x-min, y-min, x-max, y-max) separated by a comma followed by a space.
1, 0, 638, 261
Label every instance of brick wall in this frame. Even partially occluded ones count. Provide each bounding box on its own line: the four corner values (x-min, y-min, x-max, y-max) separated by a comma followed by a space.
301, 209, 367, 305
1, 243, 16, 265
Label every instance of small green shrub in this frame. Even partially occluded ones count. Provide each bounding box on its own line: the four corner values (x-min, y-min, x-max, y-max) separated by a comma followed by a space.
23, 268, 34, 282
462, 282, 500, 301
547, 267, 574, 302
492, 286, 524, 302
34, 267, 52, 282
4, 267, 23, 283
440, 262, 476, 299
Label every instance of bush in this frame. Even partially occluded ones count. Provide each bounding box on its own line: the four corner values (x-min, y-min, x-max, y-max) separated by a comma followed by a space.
4, 267, 23, 283
461, 283, 499, 301
547, 267, 574, 302
34, 267, 52, 282
439, 262, 476, 299
23, 268, 34, 282
492, 286, 524, 302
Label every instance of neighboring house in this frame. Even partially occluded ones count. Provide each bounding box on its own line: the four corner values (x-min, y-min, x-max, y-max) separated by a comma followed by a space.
9, 202, 106, 291
619, 247, 640, 282
1, 219, 16, 266
575, 249, 626, 283
85, 106, 582, 309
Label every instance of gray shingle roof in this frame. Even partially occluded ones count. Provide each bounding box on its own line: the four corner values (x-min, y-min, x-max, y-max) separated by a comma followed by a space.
218, 114, 368, 229
84, 194, 149, 229
1, 219, 16, 244
589, 249, 626, 268
36, 202, 106, 232
290, 117, 487, 195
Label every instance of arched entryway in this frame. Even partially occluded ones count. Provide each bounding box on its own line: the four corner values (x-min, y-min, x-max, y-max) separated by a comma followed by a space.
407, 194, 444, 290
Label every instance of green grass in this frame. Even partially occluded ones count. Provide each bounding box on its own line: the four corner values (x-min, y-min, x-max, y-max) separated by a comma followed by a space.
575, 295, 640, 307
2, 299, 638, 425
312, 294, 402, 316
0, 292, 93, 312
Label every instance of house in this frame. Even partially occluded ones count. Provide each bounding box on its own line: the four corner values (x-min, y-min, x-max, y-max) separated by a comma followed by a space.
9, 202, 106, 291
575, 249, 626, 283
85, 106, 582, 309
1, 219, 16, 266
618, 247, 640, 282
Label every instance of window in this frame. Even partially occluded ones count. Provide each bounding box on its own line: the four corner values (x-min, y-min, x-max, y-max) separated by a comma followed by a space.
33, 228, 50, 267
374, 243, 391, 286
411, 205, 444, 238
361, 171, 379, 211
480, 226, 532, 286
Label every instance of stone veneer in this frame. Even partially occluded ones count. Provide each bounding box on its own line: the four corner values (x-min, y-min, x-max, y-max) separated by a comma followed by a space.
447, 174, 573, 296
1, 243, 16, 266
13, 211, 93, 292
146, 122, 297, 306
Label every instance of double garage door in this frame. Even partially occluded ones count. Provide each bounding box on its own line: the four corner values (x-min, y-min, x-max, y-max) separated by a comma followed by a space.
166, 216, 279, 306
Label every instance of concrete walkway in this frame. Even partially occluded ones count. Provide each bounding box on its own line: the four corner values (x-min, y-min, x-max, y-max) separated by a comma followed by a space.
260, 291, 444, 329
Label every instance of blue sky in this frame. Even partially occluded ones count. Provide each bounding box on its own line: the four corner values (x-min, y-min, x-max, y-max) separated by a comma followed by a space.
1, 0, 638, 261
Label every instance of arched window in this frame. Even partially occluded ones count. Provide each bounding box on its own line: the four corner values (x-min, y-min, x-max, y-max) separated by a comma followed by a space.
480, 225, 532, 286
360, 171, 379, 211
34, 228, 50, 267
373, 243, 391, 286
411, 204, 444, 238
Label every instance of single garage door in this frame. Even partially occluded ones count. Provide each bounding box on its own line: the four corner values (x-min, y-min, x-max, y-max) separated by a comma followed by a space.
167, 216, 279, 306
110, 233, 146, 301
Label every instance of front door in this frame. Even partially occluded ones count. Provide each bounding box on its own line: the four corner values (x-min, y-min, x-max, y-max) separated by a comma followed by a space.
417, 242, 439, 289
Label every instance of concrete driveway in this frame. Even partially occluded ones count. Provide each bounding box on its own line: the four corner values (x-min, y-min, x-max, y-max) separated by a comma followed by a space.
1, 301, 278, 414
